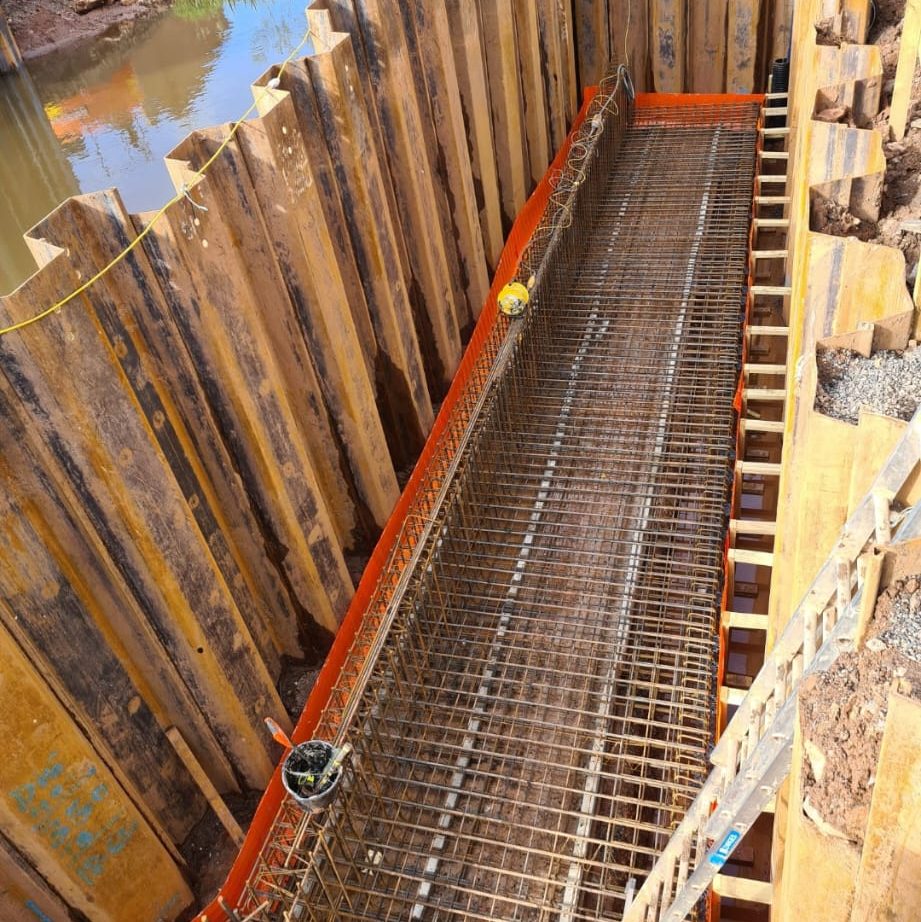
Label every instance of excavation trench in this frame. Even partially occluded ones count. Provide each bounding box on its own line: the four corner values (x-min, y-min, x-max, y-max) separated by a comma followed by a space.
237, 87, 760, 922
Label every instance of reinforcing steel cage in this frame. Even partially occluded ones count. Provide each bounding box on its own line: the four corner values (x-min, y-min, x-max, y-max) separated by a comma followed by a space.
236, 69, 760, 921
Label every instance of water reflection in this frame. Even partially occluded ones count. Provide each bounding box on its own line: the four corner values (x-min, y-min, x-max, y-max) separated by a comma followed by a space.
0, 0, 307, 294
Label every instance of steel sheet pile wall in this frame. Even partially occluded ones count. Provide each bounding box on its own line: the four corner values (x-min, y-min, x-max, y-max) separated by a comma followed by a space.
0, 3, 777, 919
235, 88, 759, 921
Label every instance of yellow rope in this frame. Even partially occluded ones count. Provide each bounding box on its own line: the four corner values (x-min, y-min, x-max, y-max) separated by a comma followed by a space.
0, 23, 315, 338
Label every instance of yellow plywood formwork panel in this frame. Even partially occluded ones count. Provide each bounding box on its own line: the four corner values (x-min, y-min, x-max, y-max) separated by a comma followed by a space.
0, 624, 191, 922
850, 692, 921, 921
775, 708, 860, 922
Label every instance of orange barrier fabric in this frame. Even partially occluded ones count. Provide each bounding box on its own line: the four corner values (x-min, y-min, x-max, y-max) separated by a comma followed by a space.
199, 89, 761, 919
199, 87, 600, 920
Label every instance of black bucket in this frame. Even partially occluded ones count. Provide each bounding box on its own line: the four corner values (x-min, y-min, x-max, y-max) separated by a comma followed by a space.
281, 740, 344, 813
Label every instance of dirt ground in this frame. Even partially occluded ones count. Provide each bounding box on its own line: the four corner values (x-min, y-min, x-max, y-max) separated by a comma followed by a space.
812, 0, 921, 287
799, 574, 921, 844
5, 0, 172, 58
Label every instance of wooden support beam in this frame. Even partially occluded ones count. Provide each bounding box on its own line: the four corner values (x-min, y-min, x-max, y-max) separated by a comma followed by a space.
890, 0, 921, 140
744, 388, 787, 401
754, 217, 791, 229
746, 323, 790, 335
760, 150, 790, 160
720, 685, 748, 707
752, 284, 793, 296
740, 418, 785, 433
755, 196, 792, 206
744, 363, 787, 374
760, 125, 791, 136
736, 460, 783, 475
729, 547, 775, 567
730, 519, 778, 536
652, 0, 685, 92
752, 249, 790, 259
714, 874, 773, 903
726, 610, 770, 630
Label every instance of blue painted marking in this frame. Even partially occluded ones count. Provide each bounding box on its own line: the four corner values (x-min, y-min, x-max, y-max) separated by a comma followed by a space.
708, 829, 742, 866
25, 900, 54, 922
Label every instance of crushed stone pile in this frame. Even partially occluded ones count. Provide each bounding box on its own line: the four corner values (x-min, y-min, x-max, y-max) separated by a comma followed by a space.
815, 347, 921, 424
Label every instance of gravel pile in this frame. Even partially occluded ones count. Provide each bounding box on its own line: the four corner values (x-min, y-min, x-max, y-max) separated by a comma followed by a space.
815, 347, 921, 423
871, 575, 921, 664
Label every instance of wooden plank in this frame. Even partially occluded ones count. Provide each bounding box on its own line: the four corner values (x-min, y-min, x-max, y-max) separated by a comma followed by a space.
714, 874, 773, 903
727, 0, 761, 93
1, 244, 281, 790
651, 0, 685, 92
730, 519, 778, 536
741, 418, 785, 433
406, 0, 490, 327
850, 692, 921, 921
890, 0, 921, 140
444, 0, 504, 268
513, 0, 551, 187
276, 38, 434, 466
328, 0, 464, 392
237, 88, 400, 530
478, 0, 531, 231
0, 623, 192, 920
689, 0, 728, 92
726, 610, 770, 630
0, 830, 73, 922
728, 548, 775, 567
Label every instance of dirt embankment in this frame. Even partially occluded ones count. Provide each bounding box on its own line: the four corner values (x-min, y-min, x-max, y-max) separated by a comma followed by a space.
799, 574, 921, 844
6, 0, 172, 59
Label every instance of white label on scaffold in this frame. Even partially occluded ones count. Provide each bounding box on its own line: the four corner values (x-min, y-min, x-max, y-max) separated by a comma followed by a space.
708, 830, 742, 866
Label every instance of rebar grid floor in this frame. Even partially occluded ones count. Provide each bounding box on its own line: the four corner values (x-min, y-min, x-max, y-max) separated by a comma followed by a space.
250, 101, 758, 922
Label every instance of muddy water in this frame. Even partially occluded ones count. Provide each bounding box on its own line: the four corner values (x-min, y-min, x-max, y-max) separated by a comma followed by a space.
0, 0, 309, 294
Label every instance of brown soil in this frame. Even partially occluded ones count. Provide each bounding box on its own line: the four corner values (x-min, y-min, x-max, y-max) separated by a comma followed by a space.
6, 0, 171, 58
278, 658, 322, 720
178, 788, 263, 916
811, 0, 921, 289
815, 17, 845, 47
798, 574, 921, 844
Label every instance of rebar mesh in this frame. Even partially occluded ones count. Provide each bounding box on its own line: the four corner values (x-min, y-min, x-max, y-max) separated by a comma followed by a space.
239, 82, 759, 922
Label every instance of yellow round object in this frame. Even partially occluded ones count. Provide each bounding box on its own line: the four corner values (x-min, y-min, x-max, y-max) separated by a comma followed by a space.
498, 281, 530, 317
